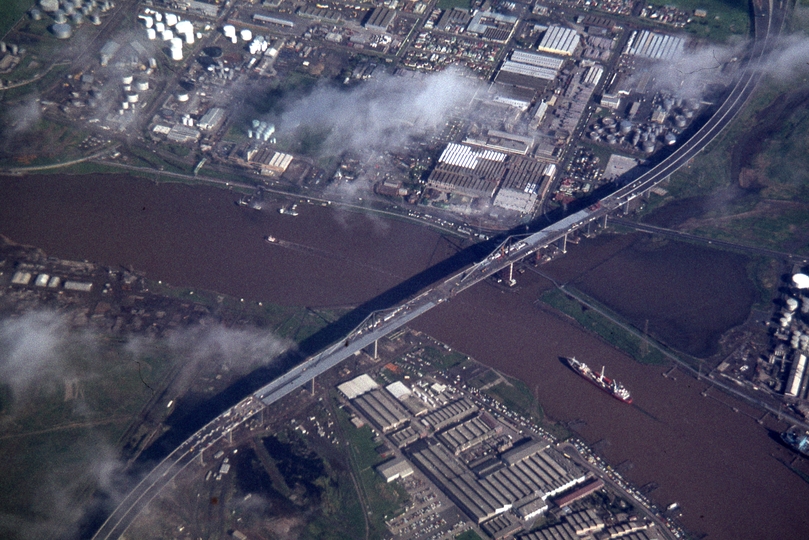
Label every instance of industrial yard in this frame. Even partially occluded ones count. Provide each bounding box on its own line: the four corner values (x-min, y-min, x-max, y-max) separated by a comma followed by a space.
0, 0, 744, 229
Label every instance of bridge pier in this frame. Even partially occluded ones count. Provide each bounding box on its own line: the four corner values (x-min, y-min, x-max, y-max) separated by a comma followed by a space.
374, 339, 378, 359
603, 214, 608, 228
562, 233, 568, 254
507, 263, 516, 287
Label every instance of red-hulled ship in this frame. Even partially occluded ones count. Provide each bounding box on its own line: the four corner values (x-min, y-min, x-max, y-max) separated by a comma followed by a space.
566, 357, 632, 404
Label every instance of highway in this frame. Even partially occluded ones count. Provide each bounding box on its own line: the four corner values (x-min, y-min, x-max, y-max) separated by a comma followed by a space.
91, 2, 787, 537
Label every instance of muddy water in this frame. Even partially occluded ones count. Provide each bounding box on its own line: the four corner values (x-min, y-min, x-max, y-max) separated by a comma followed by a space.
1, 174, 808, 539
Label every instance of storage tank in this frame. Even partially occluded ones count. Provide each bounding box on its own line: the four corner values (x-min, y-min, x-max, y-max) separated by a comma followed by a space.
155, 21, 164, 33
90, 13, 101, 25
674, 115, 687, 128
140, 15, 153, 28
223, 24, 236, 38
240, 28, 252, 41
126, 92, 138, 103
121, 74, 133, 84
146, 27, 156, 39
71, 12, 82, 24
793, 273, 809, 289
664, 132, 677, 145
619, 120, 632, 135
51, 22, 72, 39
165, 12, 177, 26
642, 141, 655, 153
30, 8, 42, 20
170, 46, 182, 61
161, 29, 173, 41
53, 9, 66, 23
134, 79, 149, 91
787, 298, 799, 312
176, 91, 189, 102
40, 0, 59, 11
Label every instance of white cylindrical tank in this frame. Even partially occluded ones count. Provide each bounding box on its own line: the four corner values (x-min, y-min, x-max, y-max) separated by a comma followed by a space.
126, 93, 139, 103
155, 21, 164, 33
787, 298, 799, 312
223, 24, 235, 38
240, 28, 252, 41
140, 15, 153, 27
121, 74, 133, 84
170, 37, 182, 49
121, 101, 129, 110
793, 273, 809, 289
134, 79, 148, 91
154, 11, 162, 22
161, 29, 173, 41
165, 12, 177, 26
146, 27, 156, 40
170, 47, 182, 61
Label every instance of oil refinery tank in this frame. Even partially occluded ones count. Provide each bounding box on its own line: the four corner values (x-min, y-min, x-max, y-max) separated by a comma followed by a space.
240, 28, 252, 41
30, 8, 42, 20
793, 273, 809, 289
51, 22, 72, 39
674, 115, 687, 128
664, 132, 677, 145
642, 140, 655, 153
40, 0, 59, 11
619, 120, 632, 135
71, 12, 83, 24
53, 9, 66, 23
134, 78, 149, 91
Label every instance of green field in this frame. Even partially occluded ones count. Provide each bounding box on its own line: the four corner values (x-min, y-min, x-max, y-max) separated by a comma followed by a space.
436, 0, 471, 10
540, 288, 668, 366
662, 0, 750, 41
0, 0, 35, 36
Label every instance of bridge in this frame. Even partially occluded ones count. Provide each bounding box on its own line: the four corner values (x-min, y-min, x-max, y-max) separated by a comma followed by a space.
91, 2, 785, 538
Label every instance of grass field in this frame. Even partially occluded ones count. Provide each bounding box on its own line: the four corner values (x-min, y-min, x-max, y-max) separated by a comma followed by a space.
540, 288, 668, 366
0, 0, 34, 37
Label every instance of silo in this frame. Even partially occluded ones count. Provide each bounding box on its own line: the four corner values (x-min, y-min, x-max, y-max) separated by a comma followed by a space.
240, 28, 252, 41
146, 27, 156, 39
134, 79, 149, 91
51, 23, 72, 39
141, 15, 153, 28
165, 12, 178, 26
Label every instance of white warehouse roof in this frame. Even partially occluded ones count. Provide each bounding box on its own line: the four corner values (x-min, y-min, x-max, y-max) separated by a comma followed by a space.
537, 26, 580, 56
338, 374, 379, 399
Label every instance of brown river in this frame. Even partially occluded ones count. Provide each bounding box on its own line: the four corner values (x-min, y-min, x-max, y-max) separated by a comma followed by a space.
1, 174, 808, 539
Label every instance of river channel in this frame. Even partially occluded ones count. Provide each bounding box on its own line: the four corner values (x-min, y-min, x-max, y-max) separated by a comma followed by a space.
1, 173, 808, 539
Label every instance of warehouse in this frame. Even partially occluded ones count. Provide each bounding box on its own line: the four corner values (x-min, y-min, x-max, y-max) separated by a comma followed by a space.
421, 397, 479, 431
338, 374, 379, 399
510, 50, 565, 70
353, 388, 410, 433
492, 159, 553, 214
624, 30, 685, 61
376, 457, 414, 482
389, 425, 421, 448
198, 107, 225, 131
438, 414, 500, 455
537, 26, 580, 56
498, 61, 558, 81
365, 7, 396, 32
466, 11, 518, 42
426, 143, 509, 200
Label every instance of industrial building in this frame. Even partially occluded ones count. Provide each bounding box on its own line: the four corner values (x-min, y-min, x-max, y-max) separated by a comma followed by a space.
420, 396, 479, 431
409, 436, 585, 526
624, 30, 685, 61
438, 413, 501, 455
785, 352, 808, 398
492, 158, 554, 214
166, 124, 201, 143
376, 457, 414, 482
198, 107, 225, 131
352, 388, 410, 433
426, 143, 506, 199
338, 374, 379, 399
364, 7, 396, 32
466, 11, 518, 42
537, 26, 580, 56
510, 50, 565, 70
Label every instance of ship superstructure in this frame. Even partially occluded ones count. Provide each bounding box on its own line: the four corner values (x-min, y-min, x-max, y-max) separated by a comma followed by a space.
781, 427, 809, 457
566, 357, 632, 403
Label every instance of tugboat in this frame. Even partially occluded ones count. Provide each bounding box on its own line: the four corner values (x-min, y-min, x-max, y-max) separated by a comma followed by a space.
781, 426, 809, 458
265, 235, 277, 243
566, 357, 633, 404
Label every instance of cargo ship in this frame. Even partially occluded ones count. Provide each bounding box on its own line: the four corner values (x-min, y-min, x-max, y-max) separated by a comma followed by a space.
566, 357, 632, 404
781, 427, 809, 458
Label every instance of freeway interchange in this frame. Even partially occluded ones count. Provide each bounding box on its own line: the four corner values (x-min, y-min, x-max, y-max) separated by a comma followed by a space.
91, 1, 787, 537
